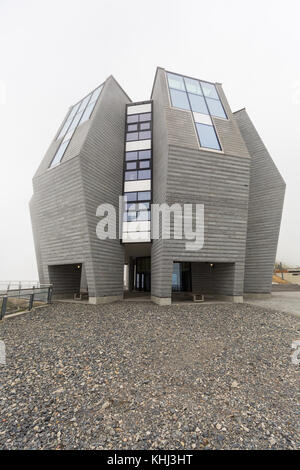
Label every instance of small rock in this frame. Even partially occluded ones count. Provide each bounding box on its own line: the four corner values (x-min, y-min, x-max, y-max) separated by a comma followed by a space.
101, 401, 110, 410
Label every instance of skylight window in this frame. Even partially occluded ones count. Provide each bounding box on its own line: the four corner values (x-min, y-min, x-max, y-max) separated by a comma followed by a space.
49, 84, 103, 168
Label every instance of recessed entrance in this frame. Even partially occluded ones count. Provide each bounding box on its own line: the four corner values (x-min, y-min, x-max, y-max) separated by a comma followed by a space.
48, 263, 85, 299
135, 257, 151, 292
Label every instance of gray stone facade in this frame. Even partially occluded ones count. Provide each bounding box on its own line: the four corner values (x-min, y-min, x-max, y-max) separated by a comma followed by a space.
30, 68, 285, 304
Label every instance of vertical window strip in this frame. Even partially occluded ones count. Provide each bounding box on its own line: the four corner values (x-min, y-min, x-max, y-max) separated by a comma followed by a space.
122, 104, 153, 241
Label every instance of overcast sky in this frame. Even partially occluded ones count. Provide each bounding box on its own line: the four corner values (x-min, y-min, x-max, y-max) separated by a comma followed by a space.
0, 0, 299, 280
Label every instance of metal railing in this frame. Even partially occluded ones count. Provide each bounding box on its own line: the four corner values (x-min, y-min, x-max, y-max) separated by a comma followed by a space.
0, 280, 45, 295
0, 284, 53, 320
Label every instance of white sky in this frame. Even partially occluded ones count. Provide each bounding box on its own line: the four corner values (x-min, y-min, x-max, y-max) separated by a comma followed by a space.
0, 0, 299, 280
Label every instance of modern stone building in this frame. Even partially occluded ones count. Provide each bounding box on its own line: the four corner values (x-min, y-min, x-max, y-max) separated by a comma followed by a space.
30, 68, 285, 305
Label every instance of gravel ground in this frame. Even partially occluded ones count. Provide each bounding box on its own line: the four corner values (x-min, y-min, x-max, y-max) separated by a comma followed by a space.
0, 301, 299, 450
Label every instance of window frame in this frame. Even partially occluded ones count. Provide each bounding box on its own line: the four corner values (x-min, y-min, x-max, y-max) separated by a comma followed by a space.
122, 103, 153, 243
124, 168, 152, 181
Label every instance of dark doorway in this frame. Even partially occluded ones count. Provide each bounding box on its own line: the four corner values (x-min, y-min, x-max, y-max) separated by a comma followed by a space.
48, 263, 82, 299
172, 262, 192, 292
135, 257, 151, 292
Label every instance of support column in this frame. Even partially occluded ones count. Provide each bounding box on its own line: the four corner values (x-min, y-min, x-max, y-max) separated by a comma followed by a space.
213, 262, 244, 303
151, 242, 172, 305
88, 250, 124, 304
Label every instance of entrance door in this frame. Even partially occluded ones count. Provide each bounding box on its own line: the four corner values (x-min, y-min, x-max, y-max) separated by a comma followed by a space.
135, 257, 151, 292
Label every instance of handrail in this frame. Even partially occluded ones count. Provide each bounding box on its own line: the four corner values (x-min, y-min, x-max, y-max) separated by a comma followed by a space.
0, 285, 53, 319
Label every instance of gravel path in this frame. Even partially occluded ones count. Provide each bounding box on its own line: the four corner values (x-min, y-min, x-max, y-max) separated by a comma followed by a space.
0, 302, 299, 450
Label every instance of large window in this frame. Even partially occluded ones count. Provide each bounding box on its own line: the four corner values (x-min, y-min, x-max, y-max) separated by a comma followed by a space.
49, 84, 103, 168
167, 72, 227, 119
166, 71, 226, 151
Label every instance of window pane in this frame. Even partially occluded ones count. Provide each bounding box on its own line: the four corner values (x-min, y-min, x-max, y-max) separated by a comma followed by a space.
184, 77, 202, 95
137, 211, 150, 221
139, 160, 150, 169
126, 203, 136, 211
128, 124, 138, 131
68, 111, 83, 131
62, 128, 75, 142
140, 122, 150, 130
139, 131, 151, 140
138, 150, 151, 159
126, 132, 139, 141
138, 169, 151, 179
80, 101, 96, 124
57, 121, 70, 139
138, 202, 150, 210
167, 73, 185, 91
206, 98, 227, 119
68, 102, 81, 121
200, 82, 219, 99
138, 191, 151, 201
170, 89, 190, 110
126, 151, 138, 161
139, 113, 151, 122
90, 85, 102, 103
188, 93, 209, 114
124, 212, 136, 222
196, 123, 221, 150
78, 94, 91, 113
127, 114, 139, 123
57, 104, 80, 139
124, 192, 137, 201
125, 171, 137, 181
50, 141, 69, 167
126, 162, 137, 170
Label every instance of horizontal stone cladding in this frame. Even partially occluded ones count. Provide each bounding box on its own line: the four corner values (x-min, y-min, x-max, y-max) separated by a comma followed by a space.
151, 68, 171, 298
191, 262, 244, 296
30, 76, 131, 298
78, 76, 130, 297
234, 109, 286, 293
164, 107, 199, 150
30, 155, 91, 285
150, 67, 251, 299
213, 84, 249, 158
164, 146, 250, 261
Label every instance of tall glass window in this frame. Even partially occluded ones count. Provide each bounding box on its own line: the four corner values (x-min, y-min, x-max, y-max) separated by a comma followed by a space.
50, 84, 103, 168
